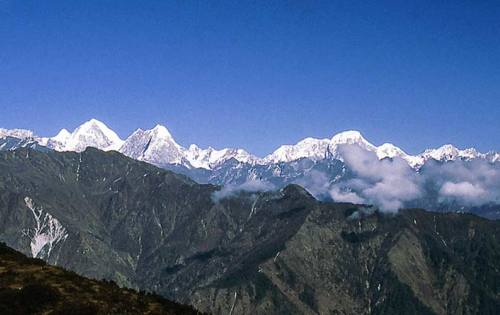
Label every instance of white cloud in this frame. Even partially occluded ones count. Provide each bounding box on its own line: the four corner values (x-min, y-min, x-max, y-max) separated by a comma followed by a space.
439, 181, 487, 204
329, 145, 422, 212
212, 179, 275, 202
329, 186, 365, 204
427, 159, 500, 205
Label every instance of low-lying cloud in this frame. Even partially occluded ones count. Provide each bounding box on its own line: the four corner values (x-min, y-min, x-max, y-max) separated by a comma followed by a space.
329, 185, 365, 204
329, 145, 423, 212
439, 182, 487, 203
425, 159, 500, 206
293, 170, 331, 198
212, 145, 500, 212
297, 144, 500, 212
212, 179, 275, 202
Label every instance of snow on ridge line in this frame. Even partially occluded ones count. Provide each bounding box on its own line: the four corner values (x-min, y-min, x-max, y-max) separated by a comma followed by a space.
0, 120, 498, 169
262, 131, 498, 168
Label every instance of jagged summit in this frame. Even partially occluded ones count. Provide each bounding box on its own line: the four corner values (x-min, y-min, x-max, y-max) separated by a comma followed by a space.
0, 128, 35, 139
41, 119, 124, 152
150, 124, 174, 139
264, 137, 330, 163
120, 124, 185, 166
52, 128, 71, 142
421, 144, 484, 163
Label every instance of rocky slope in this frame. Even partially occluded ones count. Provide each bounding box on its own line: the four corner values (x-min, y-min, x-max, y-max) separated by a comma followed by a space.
0, 242, 200, 315
0, 148, 498, 314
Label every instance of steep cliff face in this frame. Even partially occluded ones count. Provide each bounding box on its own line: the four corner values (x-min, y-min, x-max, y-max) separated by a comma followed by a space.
0, 148, 498, 315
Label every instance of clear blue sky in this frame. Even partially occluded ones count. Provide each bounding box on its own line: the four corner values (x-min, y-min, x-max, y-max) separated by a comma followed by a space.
1, 0, 499, 156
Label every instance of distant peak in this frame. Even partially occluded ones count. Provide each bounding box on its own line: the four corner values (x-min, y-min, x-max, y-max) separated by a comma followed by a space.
82, 118, 105, 127
425, 144, 459, 155
76, 119, 113, 133
376, 143, 410, 161
330, 130, 375, 150
58, 119, 124, 152
378, 143, 398, 149
331, 130, 365, 142
150, 124, 173, 139
188, 144, 201, 151
297, 137, 329, 145
438, 144, 458, 150
0, 128, 35, 139
53, 129, 71, 141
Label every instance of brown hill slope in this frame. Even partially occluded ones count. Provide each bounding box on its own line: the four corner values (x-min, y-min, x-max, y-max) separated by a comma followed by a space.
0, 242, 201, 315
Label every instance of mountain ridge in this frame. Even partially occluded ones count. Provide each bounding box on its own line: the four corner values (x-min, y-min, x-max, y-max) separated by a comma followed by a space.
2, 119, 498, 170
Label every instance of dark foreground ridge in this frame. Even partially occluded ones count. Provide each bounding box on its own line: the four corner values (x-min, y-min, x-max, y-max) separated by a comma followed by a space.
0, 148, 499, 314
0, 242, 201, 315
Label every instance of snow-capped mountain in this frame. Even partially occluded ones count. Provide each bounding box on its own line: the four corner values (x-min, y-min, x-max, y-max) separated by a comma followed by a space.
264, 131, 379, 164
261, 130, 496, 169
40, 119, 124, 152
119, 124, 261, 169
420, 144, 485, 163
264, 137, 330, 164
0, 128, 35, 139
185, 144, 260, 169
119, 125, 187, 166
263, 130, 424, 167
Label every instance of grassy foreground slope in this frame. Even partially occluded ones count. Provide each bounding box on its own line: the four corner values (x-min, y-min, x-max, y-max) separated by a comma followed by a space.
0, 242, 201, 315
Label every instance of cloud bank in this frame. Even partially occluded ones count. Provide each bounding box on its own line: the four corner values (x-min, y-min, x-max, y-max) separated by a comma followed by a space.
329, 145, 423, 212
425, 159, 500, 206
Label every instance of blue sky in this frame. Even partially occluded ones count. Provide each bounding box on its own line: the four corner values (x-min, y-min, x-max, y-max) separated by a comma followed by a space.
1, 0, 499, 156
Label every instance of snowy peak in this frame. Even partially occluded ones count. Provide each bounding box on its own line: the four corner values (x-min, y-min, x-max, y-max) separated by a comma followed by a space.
119, 124, 185, 166
262, 130, 488, 168
420, 144, 485, 164
375, 143, 424, 168
49, 119, 124, 152
150, 124, 174, 140
330, 130, 373, 148
376, 143, 408, 159
264, 131, 393, 164
53, 129, 71, 143
184, 145, 259, 169
0, 128, 35, 139
327, 130, 377, 159
119, 123, 259, 169
422, 144, 460, 161
264, 137, 330, 163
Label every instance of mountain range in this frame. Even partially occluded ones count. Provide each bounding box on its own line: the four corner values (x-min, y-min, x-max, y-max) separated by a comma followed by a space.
0, 147, 498, 314
2, 119, 498, 169
1, 119, 499, 219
